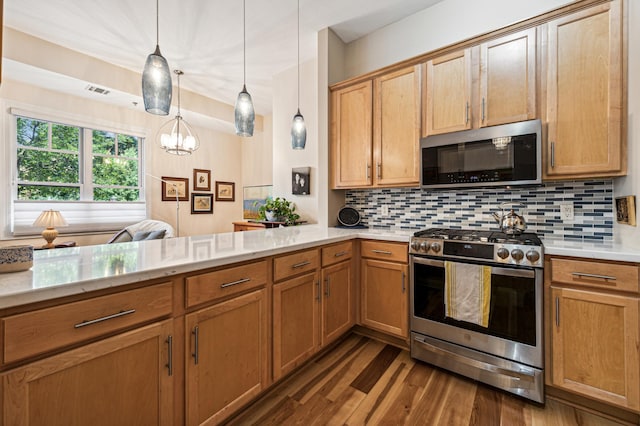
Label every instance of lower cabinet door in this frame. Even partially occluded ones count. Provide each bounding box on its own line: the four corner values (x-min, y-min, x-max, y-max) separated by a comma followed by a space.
185, 288, 269, 426
551, 286, 640, 411
321, 261, 354, 346
2, 320, 174, 426
273, 272, 319, 381
361, 258, 409, 338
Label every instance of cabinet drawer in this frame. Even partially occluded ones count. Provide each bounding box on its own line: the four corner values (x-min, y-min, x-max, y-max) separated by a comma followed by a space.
185, 260, 268, 307
2, 282, 173, 364
550, 257, 639, 293
273, 249, 319, 282
322, 241, 353, 267
360, 240, 408, 263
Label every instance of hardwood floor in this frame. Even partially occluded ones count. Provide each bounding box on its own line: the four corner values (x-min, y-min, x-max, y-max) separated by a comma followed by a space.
226, 334, 629, 425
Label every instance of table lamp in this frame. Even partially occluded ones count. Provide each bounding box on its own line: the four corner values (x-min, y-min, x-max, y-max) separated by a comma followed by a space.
33, 210, 68, 249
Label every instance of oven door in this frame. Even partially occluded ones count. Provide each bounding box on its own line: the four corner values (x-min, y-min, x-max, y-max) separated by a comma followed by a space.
410, 256, 543, 368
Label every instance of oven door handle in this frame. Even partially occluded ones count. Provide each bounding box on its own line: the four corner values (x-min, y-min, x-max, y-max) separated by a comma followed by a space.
412, 257, 535, 279
413, 336, 536, 382
411, 257, 444, 268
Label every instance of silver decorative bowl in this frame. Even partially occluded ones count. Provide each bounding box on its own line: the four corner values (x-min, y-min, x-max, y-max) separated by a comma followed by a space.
0, 245, 34, 273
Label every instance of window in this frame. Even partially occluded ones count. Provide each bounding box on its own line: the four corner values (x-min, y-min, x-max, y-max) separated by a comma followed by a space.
10, 111, 147, 236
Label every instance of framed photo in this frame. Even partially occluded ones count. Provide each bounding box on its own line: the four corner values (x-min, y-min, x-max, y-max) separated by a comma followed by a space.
161, 176, 189, 201
215, 181, 235, 202
191, 193, 213, 214
243, 185, 273, 219
292, 167, 310, 195
615, 195, 636, 226
193, 169, 211, 191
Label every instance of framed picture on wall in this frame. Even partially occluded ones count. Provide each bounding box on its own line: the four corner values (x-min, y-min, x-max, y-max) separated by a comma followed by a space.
193, 169, 211, 191
161, 176, 189, 201
243, 185, 273, 219
215, 181, 235, 201
292, 167, 310, 195
191, 193, 213, 214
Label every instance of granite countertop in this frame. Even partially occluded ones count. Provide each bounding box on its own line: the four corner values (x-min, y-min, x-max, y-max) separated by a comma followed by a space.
0, 224, 638, 310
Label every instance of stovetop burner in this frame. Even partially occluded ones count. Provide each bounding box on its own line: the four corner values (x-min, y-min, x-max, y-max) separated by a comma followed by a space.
410, 227, 543, 267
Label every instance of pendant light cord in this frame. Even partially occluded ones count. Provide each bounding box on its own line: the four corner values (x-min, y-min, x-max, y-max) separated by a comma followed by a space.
297, 0, 300, 108
156, 0, 160, 46
176, 70, 182, 116
243, 0, 246, 86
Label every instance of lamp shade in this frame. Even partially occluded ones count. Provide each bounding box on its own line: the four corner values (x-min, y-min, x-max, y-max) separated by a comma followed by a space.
142, 45, 172, 115
235, 85, 255, 137
33, 210, 68, 228
291, 109, 307, 150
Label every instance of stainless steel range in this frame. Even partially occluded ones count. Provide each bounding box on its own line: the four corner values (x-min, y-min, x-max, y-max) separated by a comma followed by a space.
409, 228, 544, 403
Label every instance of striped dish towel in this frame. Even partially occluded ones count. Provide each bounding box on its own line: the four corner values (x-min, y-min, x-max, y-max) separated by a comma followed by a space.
444, 261, 492, 327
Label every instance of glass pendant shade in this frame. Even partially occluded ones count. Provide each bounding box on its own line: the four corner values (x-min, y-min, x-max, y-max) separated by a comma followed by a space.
235, 85, 255, 137
291, 108, 306, 150
142, 45, 172, 115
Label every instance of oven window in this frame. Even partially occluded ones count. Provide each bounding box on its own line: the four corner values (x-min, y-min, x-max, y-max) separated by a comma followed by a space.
413, 262, 536, 346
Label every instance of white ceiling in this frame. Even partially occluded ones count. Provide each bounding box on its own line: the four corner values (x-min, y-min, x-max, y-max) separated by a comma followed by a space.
4, 0, 444, 116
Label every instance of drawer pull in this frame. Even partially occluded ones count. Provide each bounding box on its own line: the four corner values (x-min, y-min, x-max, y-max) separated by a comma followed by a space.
292, 260, 311, 269
334, 251, 348, 258
372, 249, 393, 255
166, 335, 173, 376
220, 277, 251, 288
571, 272, 617, 281
74, 309, 136, 329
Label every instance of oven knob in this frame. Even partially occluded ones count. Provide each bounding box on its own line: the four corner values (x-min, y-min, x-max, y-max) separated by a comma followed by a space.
430, 242, 441, 253
511, 248, 524, 261
526, 250, 540, 263
420, 241, 429, 252
411, 241, 421, 251
496, 247, 510, 259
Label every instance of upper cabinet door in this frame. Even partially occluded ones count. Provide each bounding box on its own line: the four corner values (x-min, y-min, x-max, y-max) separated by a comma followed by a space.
424, 48, 472, 136
330, 81, 373, 188
480, 28, 537, 127
374, 65, 421, 186
545, 0, 625, 178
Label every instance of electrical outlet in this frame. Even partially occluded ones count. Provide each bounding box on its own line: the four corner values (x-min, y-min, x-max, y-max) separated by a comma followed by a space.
381, 205, 389, 216
560, 203, 574, 221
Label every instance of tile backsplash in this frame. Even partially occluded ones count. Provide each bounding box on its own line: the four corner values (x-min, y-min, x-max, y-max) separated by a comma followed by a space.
345, 180, 614, 241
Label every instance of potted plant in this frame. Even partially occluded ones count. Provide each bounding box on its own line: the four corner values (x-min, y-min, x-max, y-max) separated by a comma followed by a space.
256, 197, 300, 225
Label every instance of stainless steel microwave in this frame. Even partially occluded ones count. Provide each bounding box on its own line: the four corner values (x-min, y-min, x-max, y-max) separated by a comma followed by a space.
420, 119, 542, 189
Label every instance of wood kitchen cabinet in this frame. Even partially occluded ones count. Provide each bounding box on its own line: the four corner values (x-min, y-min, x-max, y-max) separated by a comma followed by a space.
184, 260, 269, 425
2, 320, 174, 426
331, 65, 420, 189
360, 240, 409, 339
320, 241, 355, 346
547, 256, 640, 412
423, 28, 536, 136
543, 0, 625, 179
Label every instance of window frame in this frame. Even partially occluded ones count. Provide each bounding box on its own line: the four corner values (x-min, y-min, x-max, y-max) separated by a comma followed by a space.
6, 107, 148, 238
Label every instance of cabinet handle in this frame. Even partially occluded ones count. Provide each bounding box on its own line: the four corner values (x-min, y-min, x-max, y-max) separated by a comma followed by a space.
402, 272, 406, 293
292, 260, 311, 269
334, 251, 348, 258
220, 277, 251, 288
571, 272, 617, 281
166, 335, 173, 376
372, 249, 393, 255
377, 163, 382, 179
315, 280, 321, 301
465, 101, 469, 124
192, 325, 199, 365
481, 98, 486, 122
325, 277, 331, 297
555, 297, 560, 328
366, 164, 371, 180
550, 142, 555, 168
74, 309, 136, 329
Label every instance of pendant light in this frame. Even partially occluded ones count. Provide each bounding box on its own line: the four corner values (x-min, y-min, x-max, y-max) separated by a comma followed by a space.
234, 0, 255, 137
291, 0, 306, 149
142, 0, 172, 115
157, 70, 199, 155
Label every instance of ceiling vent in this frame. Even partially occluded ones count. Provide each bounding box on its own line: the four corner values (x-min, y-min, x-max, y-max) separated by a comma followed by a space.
85, 85, 111, 95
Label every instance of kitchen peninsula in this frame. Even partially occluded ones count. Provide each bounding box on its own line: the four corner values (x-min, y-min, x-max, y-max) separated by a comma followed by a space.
0, 225, 639, 425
